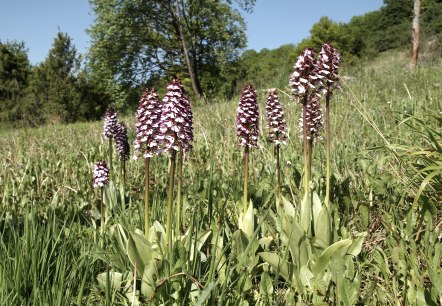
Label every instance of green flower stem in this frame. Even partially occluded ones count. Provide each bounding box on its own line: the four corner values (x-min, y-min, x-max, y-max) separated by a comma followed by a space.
302, 96, 309, 195
165, 152, 177, 253
243, 146, 249, 215
108, 138, 112, 178
100, 186, 105, 248
122, 160, 126, 186
325, 94, 331, 208
276, 143, 281, 199
307, 138, 313, 185
176, 151, 183, 237
144, 157, 150, 238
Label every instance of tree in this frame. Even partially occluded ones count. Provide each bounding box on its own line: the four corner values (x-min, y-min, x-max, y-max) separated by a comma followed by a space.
88, 0, 252, 101
412, 0, 421, 68
0, 41, 30, 123
29, 32, 81, 123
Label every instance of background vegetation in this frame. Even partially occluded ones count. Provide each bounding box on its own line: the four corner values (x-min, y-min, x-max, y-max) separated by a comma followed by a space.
1, 0, 442, 128
0, 1, 442, 304
1, 50, 441, 304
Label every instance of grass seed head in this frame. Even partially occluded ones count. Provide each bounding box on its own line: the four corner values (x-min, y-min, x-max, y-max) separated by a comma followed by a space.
115, 122, 130, 161
134, 88, 162, 159
93, 161, 110, 188
236, 84, 259, 148
103, 107, 118, 139
265, 88, 287, 145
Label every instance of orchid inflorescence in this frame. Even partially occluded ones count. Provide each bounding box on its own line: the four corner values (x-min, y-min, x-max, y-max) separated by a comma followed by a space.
289, 48, 320, 102
236, 84, 259, 148
317, 43, 341, 95
265, 88, 288, 145
300, 94, 323, 140
103, 107, 118, 139
93, 161, 110, 188
115, 122, 130, 161
158, 79, 193, 154
133, 88, 162, 159
290, 44, 340, 140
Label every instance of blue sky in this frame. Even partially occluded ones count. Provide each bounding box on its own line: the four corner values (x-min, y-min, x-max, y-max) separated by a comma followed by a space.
0, 0, 384, 65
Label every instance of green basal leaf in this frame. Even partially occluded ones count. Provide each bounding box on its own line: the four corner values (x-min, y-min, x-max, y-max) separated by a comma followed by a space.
300, 193, 311, 234
347, 232, 367, 257
279, 195, 296, 218
312, 239, 352, 278
281, 215, 308, 268
299, 265, 313, 288
194, 280, 219, 306
233, 229, 249, 257
238, 201, 254, 239
258, 252, 291, 283
141, 258, 162, 300
315, 205, 332, 247
312, 192, 322, 227
127, 231, 153, 275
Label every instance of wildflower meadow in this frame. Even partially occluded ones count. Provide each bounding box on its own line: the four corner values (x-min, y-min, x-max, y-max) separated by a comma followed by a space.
1, 46, 441, 305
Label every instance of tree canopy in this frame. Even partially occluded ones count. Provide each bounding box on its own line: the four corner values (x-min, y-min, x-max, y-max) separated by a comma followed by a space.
88, 0, 252, 104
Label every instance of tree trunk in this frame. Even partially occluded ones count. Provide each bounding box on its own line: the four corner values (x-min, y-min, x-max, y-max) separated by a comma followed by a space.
170, 0, 203, 97
411, 0, 420, 69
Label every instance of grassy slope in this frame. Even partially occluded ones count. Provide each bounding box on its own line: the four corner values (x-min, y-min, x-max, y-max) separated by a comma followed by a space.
0, 51, 441, 305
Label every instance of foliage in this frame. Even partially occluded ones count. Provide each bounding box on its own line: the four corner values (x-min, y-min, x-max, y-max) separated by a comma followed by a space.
0, 33, 109, 127
0, 51, 441, 304
88, 0, 249, 102
0, 40, 31, 124
291, 0, 442, 63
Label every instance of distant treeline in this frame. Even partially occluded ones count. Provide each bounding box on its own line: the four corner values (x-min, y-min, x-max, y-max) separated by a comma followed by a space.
1, 0, 441, 127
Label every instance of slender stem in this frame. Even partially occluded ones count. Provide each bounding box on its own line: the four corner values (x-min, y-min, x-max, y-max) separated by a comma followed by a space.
123, 160, 126, 186
325, 94, 331, 208
108, 138, 112, 178
302, 96, 309, 194
144, 157, 150, 238
276, 144, 281, 200
243, 146, 249, 215
307, 139, 313, 184
165, 152, 177, 253
120, 160, 123, 184
176, 151, 184, 237
100, 186, 104, 248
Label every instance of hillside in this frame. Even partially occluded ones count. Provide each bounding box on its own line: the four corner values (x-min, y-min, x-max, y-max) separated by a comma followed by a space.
1, 51, 441, 304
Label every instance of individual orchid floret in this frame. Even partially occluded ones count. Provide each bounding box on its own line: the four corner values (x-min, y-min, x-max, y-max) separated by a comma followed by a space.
157, 79, 193, 154
299, 95, 323, 140
103, 107, 118, 139
115, 122, 130, 161
265, 88, 287, 145
93, 161, 110, 188
236, 84, 259, 148
133, 88, 162, 159
289, 48, 319, 103
317, 43, 341, 95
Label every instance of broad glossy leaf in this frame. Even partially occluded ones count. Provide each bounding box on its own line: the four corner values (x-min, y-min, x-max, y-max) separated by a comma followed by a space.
127, 231, 152, 275
281, 216, 308, 268
312, 239, 352, 277
259, 252, 291, 283
300, 193, 311, 234
141, 258, 162, 300
299, 265, 313, 288
314, 205, 332, 247
238, 201, 254, 239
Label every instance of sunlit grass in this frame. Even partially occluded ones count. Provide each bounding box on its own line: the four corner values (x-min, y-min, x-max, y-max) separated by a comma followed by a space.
0, 51, 441, 305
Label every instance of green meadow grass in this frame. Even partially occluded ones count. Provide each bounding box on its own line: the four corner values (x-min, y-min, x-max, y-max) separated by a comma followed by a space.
1, 51, 441, 305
